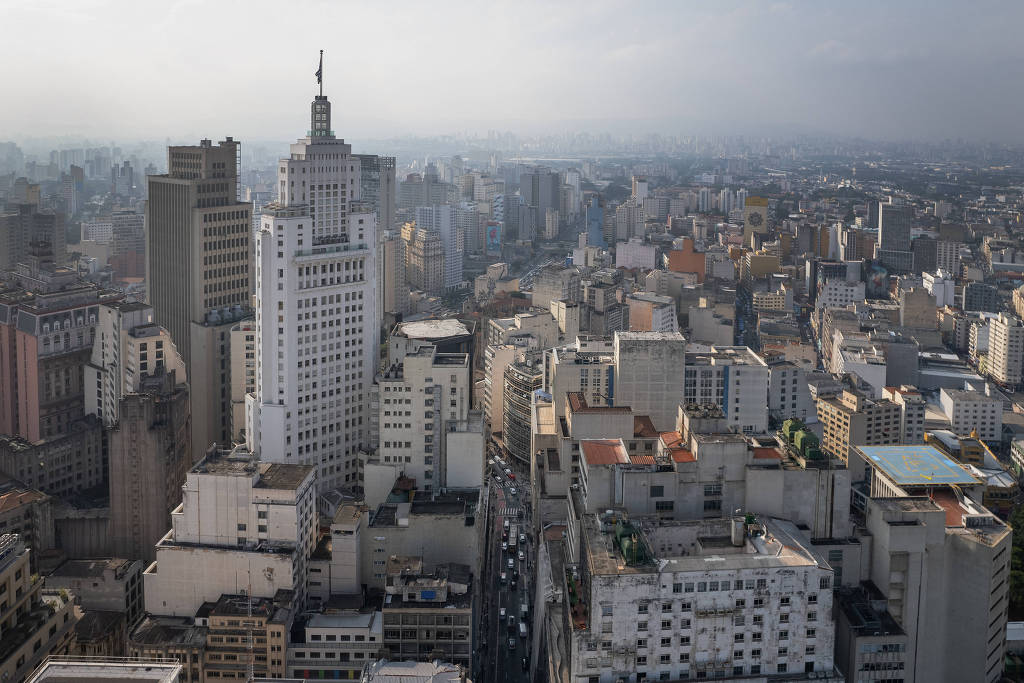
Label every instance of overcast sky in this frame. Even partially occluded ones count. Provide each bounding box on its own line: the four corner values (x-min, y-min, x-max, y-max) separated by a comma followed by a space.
3, 0, 1023, 143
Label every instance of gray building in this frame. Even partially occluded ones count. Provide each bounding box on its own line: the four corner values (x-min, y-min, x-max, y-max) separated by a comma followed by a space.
146, 138, 251, 458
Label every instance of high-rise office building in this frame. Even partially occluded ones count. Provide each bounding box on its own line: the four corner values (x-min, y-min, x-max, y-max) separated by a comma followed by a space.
401, 222, 444, 294
415, 205, 463, 290
519, 168, 560, 222
246, 85, 378, 491
876, 201, 914, 272
354, 154, 396, 231
0, 203, 66, 270
146, 138, 252, 459
377, 229, 408, 317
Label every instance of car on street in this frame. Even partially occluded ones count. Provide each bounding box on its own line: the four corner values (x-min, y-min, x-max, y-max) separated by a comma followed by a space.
518, 550, 525, 562
521, 657, 529, 671
503, 519, 510, 530
494, 476, 502, 485
519, 533, 526, 544
504, 468, 512, 476
509, 487, 517, 496
500, 571, 507, 584
508, 558, 514, 569
507, 638, 516, 651
512, 568, 519, 582
501, 541, 507, 551
510, 579, 517, 591
508, 472, 516, 480
499, 607, 506, 620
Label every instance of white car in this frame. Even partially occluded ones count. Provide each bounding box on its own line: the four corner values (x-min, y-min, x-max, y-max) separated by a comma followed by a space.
504, 468, 512, 476
508, 558, 514, 569
509, 487, 517, 496
499, 607, 506, 620
502, 541, 508, 551
518, 550, 525, 562
494, 476, 503, 486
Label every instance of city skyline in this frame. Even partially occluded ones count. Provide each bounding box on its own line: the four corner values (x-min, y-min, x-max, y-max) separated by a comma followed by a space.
3, 0, 1024, 143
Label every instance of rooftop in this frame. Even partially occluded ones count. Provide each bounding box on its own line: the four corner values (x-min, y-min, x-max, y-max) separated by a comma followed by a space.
396, 319, 471, 341
580, 439, 630, 466
26, 657, 183, 683
50, 558, 135, 579
858, 445, 981, 487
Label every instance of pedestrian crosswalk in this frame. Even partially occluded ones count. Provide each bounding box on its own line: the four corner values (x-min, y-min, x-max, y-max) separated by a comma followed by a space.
499, 506, 520, 517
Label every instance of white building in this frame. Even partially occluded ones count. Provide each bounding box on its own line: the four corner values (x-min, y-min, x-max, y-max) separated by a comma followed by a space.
763, 352, 815, 423
85, 301, 186, 427
815, 279, 865, 310
246, 89, 377, 491
375, 343, 478, 492
939, 386, 1003, 441
684, 347, 770, 434
613, 331, 687, 432
287, 611, 383, 680
82, 219, 113, 243
923, 269, 956, 308
545, 338, 616, 417
615, 237, 657, 270
416, 205, 463, 290
567, 513, 837, 682
143, 445, 317, 617
987, 313, 1024, 387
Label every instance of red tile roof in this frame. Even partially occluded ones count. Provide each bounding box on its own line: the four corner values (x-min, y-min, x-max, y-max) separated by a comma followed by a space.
581, 439, 630, 466
633, 416, 659, 439
630, 454, 656, 465
660, 432, 696, 463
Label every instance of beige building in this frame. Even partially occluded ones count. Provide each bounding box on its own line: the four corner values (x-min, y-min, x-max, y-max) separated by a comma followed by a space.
227, 319, 255, 441
202, 594, 291, 682
402, 222, 444, 294
85, 301, 186, 428
146, 138, 252, 458
817, 387, 904, 479
378, 229, 408, 316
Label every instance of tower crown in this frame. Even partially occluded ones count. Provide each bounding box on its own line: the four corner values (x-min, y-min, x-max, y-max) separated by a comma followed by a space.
311, 96, 332, 138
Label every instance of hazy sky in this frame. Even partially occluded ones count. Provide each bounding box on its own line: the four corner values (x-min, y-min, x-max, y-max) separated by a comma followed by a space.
3, 0, 1023, 143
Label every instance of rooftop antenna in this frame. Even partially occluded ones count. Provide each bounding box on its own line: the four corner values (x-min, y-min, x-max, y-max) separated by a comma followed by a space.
315, 50, 324, 97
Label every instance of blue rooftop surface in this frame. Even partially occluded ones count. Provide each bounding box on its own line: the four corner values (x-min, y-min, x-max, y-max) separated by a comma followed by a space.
858, 445, 981, 486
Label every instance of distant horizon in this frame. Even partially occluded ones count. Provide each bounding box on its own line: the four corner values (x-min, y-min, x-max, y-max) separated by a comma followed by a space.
4, 1, 1024, 146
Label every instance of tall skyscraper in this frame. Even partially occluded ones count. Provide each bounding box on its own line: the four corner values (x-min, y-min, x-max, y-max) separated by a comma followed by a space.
876, 200, 914, 272
146, 138, 252, 459
247, 79, 378, 491
415, 205, 463, 290
354, 154, 396, 231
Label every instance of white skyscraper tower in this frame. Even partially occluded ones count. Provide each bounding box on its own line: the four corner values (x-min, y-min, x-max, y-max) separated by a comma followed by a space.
247, 58, 378, 491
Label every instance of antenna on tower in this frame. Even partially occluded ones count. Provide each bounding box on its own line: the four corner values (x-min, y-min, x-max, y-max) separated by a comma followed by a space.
315, 50, 324, 97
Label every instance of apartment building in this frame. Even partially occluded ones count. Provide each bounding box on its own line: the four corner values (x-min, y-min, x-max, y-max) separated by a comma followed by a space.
380, 558, 473, 671
683, 346, 770, 434
373, 343, 477, 492
939, 387, 1002, 441
143, 445, 316, 618
287, 610, 383, 679
816, 387, 906, 479
228, 319, 256, 441
565, 514, 838, 682
544, 338, 615, 417
987, 312, 1024, 388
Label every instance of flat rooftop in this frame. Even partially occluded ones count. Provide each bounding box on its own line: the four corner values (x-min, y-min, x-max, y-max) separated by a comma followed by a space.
397, 318, 471, 340
26, 658, 183, 683
858, 445, 980, 486
255, 463, 314, 491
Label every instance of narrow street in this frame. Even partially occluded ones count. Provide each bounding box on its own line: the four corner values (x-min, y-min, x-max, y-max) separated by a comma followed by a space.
481, 449, 535, 683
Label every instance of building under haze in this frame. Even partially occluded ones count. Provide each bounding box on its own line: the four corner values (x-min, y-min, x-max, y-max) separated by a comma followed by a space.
146, 138, 252, 459
246, 87, 377, 491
